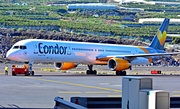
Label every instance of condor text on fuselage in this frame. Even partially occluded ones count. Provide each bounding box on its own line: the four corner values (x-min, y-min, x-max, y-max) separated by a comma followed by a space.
38, 43, 68, 55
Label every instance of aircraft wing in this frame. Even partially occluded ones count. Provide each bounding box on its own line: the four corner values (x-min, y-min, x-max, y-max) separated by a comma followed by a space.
96, 52, 180, 61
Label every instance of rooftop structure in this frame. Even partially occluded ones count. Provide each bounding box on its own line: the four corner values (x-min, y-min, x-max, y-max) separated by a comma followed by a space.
139, 18, 180, 24
67, 3, 117, 11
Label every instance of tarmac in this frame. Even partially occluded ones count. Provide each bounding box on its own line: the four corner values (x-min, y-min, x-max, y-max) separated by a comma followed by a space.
0, 63, 180, 108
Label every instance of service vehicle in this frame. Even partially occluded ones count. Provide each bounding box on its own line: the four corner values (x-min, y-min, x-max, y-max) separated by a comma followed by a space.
12, 64, 34, 76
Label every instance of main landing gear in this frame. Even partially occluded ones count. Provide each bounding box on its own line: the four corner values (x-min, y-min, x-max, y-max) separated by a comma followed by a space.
86, 65, 97, 75
86, 65, 127, 76
116, 71, 127, 76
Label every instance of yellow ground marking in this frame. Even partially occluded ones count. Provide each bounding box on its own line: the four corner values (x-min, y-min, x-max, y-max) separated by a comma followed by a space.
58, 92, 82, 94
107, 95, 122, 97
172, 90, 180, 96
22, 77, 121, 92
114, 90, 122, 93
40, 79, 57, 82
173, 94, 180, 96
85, 92, 111, 94
0, 72, 4, 74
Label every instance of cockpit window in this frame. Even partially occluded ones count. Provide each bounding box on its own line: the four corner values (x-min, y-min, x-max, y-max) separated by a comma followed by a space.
20, 46, 27, 49
13, 46, 27, 49
13, 46, 19, 49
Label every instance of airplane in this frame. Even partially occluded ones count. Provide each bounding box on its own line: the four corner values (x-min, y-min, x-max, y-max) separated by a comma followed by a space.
6, 18, 180, 76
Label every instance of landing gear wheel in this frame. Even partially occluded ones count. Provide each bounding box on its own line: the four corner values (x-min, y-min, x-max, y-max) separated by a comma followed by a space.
31, 71, 34, 76
116, 71, 121, 76
86, 70, 97, 75
116, 71, 126, 76
93, 70, 97, 75
86, 65, 97, 75
86, 70, 90, 75
122, 71, 127, 76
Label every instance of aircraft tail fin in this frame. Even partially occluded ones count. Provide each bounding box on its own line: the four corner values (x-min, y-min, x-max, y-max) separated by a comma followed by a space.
149, 18, 170, 50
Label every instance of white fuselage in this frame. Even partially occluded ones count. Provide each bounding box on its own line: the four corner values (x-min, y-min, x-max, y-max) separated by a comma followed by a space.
6, 39, 158, 65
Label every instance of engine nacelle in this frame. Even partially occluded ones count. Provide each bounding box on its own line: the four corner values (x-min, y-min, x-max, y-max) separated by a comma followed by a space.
108, 58, 130, 71
54, 62, 77, 70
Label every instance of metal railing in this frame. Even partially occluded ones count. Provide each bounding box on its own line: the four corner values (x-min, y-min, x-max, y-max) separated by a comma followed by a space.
54, 96, 180, 109
54, 97, 87, 109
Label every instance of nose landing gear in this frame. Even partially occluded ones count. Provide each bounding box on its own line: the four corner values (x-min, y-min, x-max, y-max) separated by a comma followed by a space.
25, 61, 35, 76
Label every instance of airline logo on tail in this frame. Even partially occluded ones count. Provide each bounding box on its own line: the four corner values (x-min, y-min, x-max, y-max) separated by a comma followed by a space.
157, 30, 167, 46
149, 18, 169, 50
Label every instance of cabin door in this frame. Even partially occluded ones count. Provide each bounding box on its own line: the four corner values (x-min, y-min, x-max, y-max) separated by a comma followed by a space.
33, 42, 39, 55
66, 46, 71, 56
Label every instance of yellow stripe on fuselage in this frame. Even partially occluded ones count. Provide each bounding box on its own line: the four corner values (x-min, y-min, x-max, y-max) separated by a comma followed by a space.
138, 46, 149, 53
138, 46, 152, 63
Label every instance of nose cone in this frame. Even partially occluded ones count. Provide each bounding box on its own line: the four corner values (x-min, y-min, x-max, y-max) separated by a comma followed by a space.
6, 50, 17, 61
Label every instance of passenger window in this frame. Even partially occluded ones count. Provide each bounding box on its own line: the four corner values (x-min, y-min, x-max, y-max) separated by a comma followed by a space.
13, 46, 19, 49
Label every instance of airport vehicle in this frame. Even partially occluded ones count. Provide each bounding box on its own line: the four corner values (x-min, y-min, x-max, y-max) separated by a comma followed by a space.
6, 18, 180, 76
12, 64, 34, 76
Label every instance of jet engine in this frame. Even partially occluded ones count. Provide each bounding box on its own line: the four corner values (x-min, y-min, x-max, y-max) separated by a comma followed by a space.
54, 62, 77, 70
108, 58, 130, 71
